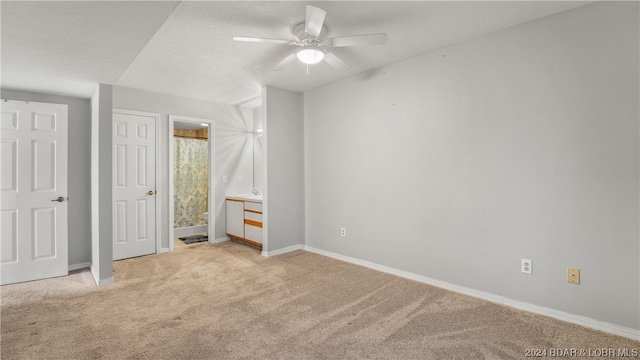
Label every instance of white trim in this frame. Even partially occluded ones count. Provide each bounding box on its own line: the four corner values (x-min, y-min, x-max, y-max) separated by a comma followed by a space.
168, 118, 175, 251
112, 109, 161, 258
96, 277, 114, 286
90, 265, 99, 285
154, 112, 161, 254
68, 262, 91, 271
261, 244, 304, 257
303, 246, 640, 341
260, 88, 269, 254
168, 115, 216, 250
90, 265, 114, 286
207, 122, 216, 245
501, 298, 639, 341
174, 225, 207, 238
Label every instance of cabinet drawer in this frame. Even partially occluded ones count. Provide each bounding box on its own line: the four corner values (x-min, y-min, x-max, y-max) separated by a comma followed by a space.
245, 224, 262, 244
244, 201, 262, 213
244, 211, 262, 223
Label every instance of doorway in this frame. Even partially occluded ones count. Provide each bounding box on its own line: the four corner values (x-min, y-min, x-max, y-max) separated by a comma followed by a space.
169, 115, 215, 249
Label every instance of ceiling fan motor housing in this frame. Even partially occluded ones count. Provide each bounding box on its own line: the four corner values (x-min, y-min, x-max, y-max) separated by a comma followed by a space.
293, 22, 328, 44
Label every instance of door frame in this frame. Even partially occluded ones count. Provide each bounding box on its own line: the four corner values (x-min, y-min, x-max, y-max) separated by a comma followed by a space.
112, 108, 161, 256
168, 115, 216, 250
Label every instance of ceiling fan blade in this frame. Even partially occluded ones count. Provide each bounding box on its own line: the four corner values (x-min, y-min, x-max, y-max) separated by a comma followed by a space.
305, 5, 326, 38
328, 33, 388, 47
323, 51, 351, 71
233, 36, 295, 45
272, 53, 298, 71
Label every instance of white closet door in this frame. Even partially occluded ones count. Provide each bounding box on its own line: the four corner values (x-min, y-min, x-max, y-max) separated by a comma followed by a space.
1, 100, 68, 285
112, 110, 157, 261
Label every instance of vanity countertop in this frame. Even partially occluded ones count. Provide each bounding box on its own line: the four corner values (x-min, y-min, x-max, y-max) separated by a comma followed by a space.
226, 194, 262, 203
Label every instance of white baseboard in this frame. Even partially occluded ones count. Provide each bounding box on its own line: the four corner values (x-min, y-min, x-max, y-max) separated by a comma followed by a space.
501, 298, 640, 341
96, 276, 114, 286
90, 265, 115, 287
261, 244, 304, 257
174, 225, 207, 238
68, 262, 91, 271
303, 245, 640, 342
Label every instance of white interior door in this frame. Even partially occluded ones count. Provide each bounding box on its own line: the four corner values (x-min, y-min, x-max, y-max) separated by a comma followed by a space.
113, 110, 157, 261
1, 100, 68, 285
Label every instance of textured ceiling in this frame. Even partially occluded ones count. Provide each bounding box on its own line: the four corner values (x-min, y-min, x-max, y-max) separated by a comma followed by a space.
2, 1, 590, 105
1, 1, 180, 99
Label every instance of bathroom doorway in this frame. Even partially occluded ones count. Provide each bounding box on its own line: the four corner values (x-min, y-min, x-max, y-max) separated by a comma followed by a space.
168, 115, 215, 250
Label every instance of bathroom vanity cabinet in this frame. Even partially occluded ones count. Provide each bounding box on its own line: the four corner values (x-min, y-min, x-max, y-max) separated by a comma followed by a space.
226, 196, 262, 249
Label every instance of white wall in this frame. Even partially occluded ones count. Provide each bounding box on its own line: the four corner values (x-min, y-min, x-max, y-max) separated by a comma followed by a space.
0, 89, 92, 268
263, 86, 305, 253
90, 84, 114, 285
304, 2, 639, 331
253, 106, 264, 194
113, 86, 255, 245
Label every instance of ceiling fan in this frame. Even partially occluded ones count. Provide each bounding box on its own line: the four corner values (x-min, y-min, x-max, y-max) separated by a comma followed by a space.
233, 5, 387, 71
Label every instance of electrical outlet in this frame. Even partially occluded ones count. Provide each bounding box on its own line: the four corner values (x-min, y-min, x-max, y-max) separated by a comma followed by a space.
222, 175, 227, 183
521, 259, 532, 275
340, 228, 346, 238
568, 268, 580, 284
238, 175, 243, 183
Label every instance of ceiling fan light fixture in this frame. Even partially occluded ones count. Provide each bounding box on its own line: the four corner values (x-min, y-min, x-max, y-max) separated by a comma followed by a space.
233, 5, 385, 72
297, 48, 324, 64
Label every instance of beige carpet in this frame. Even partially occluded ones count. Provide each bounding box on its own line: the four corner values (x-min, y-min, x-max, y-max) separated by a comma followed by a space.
2, 241, 638, 359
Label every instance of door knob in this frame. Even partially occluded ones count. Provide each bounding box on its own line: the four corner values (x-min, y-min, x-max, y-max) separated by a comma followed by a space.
51, 196, 65, 202
146, 190, 155, 195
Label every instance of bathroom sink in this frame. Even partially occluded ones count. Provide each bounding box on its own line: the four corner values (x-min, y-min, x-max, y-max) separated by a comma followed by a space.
227, 193, 262, 202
